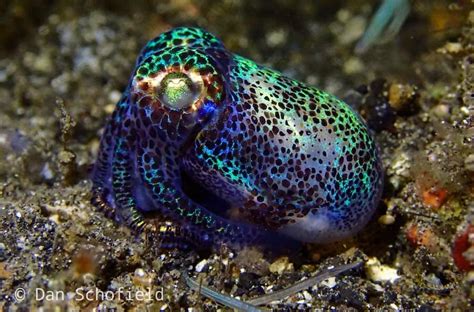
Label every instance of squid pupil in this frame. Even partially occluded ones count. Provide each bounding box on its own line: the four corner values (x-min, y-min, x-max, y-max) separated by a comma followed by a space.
158, 72, 198, 109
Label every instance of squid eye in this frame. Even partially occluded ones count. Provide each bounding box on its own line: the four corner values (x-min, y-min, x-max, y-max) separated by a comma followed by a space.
157, 72, 203, 109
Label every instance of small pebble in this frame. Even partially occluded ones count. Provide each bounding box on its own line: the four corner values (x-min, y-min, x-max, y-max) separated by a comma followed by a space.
265, 29, 287, 47
82, 273, 97, 285
437, 42, 463, 54
466, 271, 474, 283
169, 269, 181, 279
58, 150, 76, 164
388, 83, 418, 114
104, 104, 116, 114
371, 283, 384, 292
365, 257, 400, 283
321, 276, 337, 288
134, 268, 145, 277
343, 57, 364, 74
432, 104, 450, 118
195, 259, 209, 273
464, 154, 474, 171
40, 163, 54, 181
302, 290, 312, 301
108, 90, 122, 103
269, 256, 294, 274
378, 214, 396, 225
425, 273, 442, 286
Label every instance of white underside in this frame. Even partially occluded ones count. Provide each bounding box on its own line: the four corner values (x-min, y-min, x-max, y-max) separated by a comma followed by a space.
278, 208, 361, 244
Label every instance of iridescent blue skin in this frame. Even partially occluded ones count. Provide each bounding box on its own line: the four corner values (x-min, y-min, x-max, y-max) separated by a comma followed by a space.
91, 27, 383, 249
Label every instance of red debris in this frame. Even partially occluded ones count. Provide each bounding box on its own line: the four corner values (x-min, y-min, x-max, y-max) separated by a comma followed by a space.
452, 224, 474, 272
406, 223, 436, 249
414, 171, 449, 210
421, 186, 448, 210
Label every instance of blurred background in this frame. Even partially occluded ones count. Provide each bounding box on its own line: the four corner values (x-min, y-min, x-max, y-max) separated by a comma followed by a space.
0, 1, 472, 310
